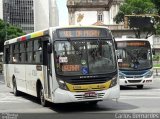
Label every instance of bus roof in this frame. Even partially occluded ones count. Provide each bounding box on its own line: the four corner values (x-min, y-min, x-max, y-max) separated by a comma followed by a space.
4, 25, 110, 45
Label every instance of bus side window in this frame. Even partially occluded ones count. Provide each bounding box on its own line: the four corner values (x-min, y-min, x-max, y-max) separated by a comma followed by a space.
12, 44, 16, 63
26, 41, 33, 63
4, 46, 10, 64
20, 42, 26, 63
33, 39, 42, 64
13, 44, 20, 63
9, 45, 13, 63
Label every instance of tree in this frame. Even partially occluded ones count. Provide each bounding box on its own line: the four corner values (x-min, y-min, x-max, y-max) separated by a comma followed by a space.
151, 0, 160, 35
114, 0, 158, 38
151, 0, 160, 15
0, 19, 25, 52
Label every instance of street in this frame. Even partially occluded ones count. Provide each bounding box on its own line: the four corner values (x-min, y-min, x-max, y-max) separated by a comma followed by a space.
0, 75, 160, 114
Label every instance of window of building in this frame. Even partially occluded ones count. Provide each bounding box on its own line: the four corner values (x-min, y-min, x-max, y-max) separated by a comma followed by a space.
97, 11, 103, 22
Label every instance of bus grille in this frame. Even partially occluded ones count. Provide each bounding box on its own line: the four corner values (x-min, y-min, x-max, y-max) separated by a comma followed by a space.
126, 76, 143, 78
128, 80, 142, 83
74, 93, 105, 100
67, 78, 109, 85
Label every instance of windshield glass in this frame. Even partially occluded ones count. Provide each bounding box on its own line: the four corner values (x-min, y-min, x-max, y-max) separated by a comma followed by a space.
54, 39, 116, 76
117, 41, 152, 70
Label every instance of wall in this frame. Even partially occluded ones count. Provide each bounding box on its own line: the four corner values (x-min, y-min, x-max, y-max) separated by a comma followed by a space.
74, 11, 109, 25
34, 0, 59, 31
0, 0, 3, 19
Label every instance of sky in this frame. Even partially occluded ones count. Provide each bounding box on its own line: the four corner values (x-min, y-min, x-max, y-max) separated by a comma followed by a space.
56, 0, 69, 26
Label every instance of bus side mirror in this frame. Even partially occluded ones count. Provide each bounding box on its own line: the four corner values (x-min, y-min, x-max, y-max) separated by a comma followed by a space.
47, 43, 52, 54
152, 49, 155, 55
113, 37, 117, 50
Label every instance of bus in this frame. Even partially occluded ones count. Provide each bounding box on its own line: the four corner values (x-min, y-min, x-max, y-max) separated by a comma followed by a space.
3, 26, 119, 106
115, 38, 153, 89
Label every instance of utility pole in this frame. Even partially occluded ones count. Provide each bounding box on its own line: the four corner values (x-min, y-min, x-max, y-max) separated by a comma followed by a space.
5, 15, 9, 41
48, 0, 51, 27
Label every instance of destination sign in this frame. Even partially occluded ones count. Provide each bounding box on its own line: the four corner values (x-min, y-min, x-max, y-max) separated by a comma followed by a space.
117, 41, 150, 47
57, 28, 108, 38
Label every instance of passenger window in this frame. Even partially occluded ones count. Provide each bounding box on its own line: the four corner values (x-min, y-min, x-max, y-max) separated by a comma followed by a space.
27, 41, 33, 52
14, 44, 20, 53
20, 43, 26, 53
26, 52, 32, 63
33, 40, 42, 64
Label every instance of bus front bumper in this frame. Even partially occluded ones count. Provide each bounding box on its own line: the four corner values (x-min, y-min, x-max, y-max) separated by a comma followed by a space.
120, 76, 153, 86
53, 84, 120, 103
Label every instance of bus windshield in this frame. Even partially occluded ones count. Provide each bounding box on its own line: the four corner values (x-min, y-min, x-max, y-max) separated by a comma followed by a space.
54, 39, 116, 76
117, 41, 152, 70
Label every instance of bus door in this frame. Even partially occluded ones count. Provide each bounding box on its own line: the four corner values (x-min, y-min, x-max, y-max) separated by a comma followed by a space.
4, 46, 10, 87
43, 39, 52, 98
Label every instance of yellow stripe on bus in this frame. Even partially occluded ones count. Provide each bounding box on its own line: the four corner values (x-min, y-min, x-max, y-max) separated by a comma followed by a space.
31, 32, 44, 38
66, 80, 111, 92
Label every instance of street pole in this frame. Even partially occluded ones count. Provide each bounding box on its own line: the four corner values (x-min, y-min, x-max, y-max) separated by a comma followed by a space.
49, 0, 51, 27
5, 15, 9, 41
5, 21, 7, 41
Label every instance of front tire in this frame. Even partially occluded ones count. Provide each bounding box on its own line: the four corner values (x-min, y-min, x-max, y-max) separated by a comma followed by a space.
12, 78, 20, 96
137, 85, 143, 89
40, 86, 47, 107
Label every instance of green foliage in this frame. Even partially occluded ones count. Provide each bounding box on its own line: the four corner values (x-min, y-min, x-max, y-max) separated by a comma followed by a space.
0, 19, 25, 52
151, 0, 160, 15
114, 0, 158, 38
114, 0, 157, 24
153, 55, 160, 61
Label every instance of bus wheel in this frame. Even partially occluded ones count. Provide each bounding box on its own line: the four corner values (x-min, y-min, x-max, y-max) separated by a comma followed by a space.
12, 78, 20, 96
137, 85, 143, 89
40, 86, 47, 107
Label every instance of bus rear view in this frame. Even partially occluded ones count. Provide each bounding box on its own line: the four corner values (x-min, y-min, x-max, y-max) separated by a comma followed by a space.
116, 38, 153, 89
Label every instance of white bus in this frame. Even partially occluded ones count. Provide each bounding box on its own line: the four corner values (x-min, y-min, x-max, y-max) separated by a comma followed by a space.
116, 38, 153, 89
4, 26, 119, 106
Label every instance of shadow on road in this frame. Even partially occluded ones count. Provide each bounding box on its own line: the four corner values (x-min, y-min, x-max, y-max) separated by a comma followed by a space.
120, 85, 159, 90
9, 91, 138, 113
48, 100, 138, 113
10, 91, 40, 104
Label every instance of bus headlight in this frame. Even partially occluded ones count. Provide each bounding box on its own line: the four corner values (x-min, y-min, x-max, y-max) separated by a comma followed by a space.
57, 79, 68, 90
110, 76, 117, 88
144, 71, 153, 78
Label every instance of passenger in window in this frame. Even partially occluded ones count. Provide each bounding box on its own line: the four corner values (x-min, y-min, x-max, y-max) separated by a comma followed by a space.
13, 56, 17, 63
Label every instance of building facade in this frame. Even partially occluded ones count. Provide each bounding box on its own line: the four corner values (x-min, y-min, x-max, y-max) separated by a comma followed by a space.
67, 0, 135, 38
3, 0, 59, 34
3, 0, 34, 33
34, 0, 59, 32
0, 0, 3, 19
67, 0, 123, 25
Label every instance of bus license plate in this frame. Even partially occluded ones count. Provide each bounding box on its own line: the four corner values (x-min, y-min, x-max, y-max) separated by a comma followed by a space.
84, 92, 97, 97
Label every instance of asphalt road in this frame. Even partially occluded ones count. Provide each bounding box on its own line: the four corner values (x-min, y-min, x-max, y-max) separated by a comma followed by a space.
0, 75, 160, 119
